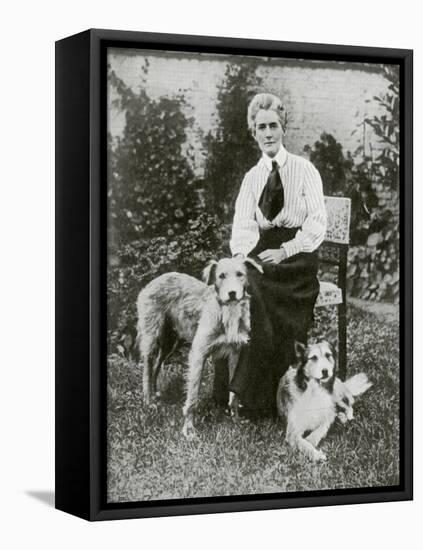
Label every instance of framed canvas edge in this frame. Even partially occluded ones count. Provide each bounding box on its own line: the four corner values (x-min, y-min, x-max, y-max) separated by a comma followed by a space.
55, 29, 92, 521
88, 27, 413, 60
91, 489, 412, 522
56, 28, 413, 522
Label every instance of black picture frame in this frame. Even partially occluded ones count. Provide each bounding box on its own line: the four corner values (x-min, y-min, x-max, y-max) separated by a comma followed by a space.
55, 28, 413, 521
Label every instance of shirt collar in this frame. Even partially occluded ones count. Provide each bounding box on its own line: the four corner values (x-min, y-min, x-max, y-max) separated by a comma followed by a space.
261, 144, 287, 171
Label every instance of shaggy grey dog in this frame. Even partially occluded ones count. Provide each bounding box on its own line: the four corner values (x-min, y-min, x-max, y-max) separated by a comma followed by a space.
136, 257, 263, 437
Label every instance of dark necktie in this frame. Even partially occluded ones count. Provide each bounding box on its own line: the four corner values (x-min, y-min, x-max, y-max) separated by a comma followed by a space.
258, 160, 284, 222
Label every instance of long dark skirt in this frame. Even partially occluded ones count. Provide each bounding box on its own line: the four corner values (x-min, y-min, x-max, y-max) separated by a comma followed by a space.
226, 226, 319, 416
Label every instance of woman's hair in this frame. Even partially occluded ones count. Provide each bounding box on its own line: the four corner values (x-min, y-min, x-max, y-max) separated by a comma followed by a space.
247, 93, 288, 134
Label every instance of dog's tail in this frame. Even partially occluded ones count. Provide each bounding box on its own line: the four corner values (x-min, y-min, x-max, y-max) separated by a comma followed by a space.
344, 373, 373, 397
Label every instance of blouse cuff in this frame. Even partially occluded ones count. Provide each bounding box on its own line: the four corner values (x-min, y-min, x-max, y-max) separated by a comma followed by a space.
230, 242, 254, 258
281, 238, 302, 258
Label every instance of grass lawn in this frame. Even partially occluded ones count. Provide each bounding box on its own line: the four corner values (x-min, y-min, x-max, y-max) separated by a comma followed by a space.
107, 302, 400, 503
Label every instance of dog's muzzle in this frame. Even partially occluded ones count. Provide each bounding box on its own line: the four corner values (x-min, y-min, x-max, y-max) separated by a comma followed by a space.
221, 291, 245, 304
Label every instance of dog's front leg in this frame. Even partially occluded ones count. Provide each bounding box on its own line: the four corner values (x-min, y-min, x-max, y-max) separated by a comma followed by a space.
227, 350, 240, 419
333, 378, 354, 423
142, 354, 155, 406
305, 418, 333, 449
142, 359, 152, 405
182, 338, 210, 439
286, 422, 327, 462
228, 392, 239, 419
335, 399, 353, 424
142, 348, 163, 406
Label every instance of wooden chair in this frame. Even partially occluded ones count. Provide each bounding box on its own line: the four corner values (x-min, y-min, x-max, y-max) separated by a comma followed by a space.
315, 197, 352, 380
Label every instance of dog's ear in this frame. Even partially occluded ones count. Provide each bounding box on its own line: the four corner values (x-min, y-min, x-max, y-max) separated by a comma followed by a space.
330, 342, 337, 363
203, 260, 218, 286
294, 341, 306, 362
317, 338, 337, 361
244, 257, 264, 274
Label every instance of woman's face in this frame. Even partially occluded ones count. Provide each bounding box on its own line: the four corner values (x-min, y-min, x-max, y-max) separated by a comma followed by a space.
253, 109, 284, 158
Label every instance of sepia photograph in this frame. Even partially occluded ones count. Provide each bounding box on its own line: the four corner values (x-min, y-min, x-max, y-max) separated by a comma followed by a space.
106, 46, 400, 503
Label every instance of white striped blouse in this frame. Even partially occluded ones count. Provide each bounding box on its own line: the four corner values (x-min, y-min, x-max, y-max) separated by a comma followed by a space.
230, 144, 327, 258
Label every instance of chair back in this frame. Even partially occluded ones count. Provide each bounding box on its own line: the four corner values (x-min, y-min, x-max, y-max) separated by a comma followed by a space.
324, 196, 351, 245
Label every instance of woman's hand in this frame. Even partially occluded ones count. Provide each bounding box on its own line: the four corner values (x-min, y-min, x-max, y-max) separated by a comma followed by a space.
258, 248, 287, 264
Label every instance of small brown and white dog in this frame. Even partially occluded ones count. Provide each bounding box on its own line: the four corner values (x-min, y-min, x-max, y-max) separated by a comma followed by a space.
136, 257, 262, 438
277, 340, 372, 462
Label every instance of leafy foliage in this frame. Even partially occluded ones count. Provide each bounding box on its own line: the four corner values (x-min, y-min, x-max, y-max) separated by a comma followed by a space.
107, 63, 232, 352
364, 65, 400, 191
304, 67, 399, 303
108, 67, 199, 248
305, 132, 378, 245
348, 66, 400, 303
108, 213, 230, 357
202, 61, 262, 220
304, 132, 354, 197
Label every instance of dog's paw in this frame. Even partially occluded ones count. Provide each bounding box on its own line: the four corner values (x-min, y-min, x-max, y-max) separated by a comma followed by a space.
182, 419, 197, 440
143, 395, 159, 409
229, 404, 239, 420
314, 450, 327, 462
147, 392, 161, 407
337, 411, 349, 424
305, 433, 319, 447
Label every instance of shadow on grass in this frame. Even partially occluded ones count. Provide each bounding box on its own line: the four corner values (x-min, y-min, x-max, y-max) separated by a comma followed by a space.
160, 372, 185, 403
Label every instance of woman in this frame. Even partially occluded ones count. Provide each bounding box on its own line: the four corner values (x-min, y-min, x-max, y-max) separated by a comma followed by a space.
228, 92, 327, 416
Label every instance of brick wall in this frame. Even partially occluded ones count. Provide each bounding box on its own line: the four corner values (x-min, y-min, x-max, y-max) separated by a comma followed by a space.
258, 63, 388, 157
109, 50, 397, 209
